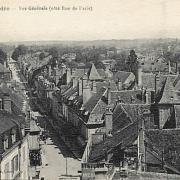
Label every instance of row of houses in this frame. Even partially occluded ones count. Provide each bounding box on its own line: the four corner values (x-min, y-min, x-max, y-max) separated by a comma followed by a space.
18, 50, 180, 179
0, 59, 41, 180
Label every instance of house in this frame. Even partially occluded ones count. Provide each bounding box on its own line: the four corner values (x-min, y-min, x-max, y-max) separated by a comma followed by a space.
49, 63, 119, 145
80, 64, 180, 179
0, 110, 29, 180
0, 63, 11, 82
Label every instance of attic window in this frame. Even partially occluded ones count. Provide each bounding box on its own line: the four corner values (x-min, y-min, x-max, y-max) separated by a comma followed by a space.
11, 129, 16, 144
3, 135, 8, 150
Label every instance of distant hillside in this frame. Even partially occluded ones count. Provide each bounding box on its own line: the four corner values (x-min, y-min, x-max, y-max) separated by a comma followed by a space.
1, 38, 179, 49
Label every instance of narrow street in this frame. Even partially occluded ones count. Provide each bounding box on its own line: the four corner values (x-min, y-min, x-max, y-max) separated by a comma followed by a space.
8, 58, 81, 180
37, 114, 81, 180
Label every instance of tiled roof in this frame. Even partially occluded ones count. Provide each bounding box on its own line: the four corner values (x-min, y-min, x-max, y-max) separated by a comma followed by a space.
89, 104, 149, 162
174, 75, 180, 91
112, 71, 132, 83
111, 90, 145, 105
97, 69, 107, 79
0, 63, 10, 73
84, 87, 106, 113
89, 121, 138, 162
142, 73, 156, 90
141, 73, 177, 93
112, 104, 132, 132
72, 68, 89, 78
63, 86, 77, 99
145, 129, 180, 172
174, 105, 180, 127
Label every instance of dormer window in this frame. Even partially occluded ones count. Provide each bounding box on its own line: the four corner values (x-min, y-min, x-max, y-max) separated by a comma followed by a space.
3, 135, 8, 150
21, 128, 25, 137
11, 129, 16, 144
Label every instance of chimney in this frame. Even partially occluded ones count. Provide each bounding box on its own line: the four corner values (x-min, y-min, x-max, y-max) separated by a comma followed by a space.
48, 64, 51, 76
78, 78, 83, 96
66, 68, 71, 85
105, 107, 113, 136
2, 94, 11, 113
25, 110, 31, 132
131, 96, 135, 103
137, 117, 146, 171
138, 67, 143, 87
92, 81, 96, 93
83, 83, 92, 104
117, 96, 122, 104
82, 74, 90, 103
176, 62, 179, 74
117, 79, 123, 90
55, 68, 60, 85
72, 77, 78, 88
168, 60, 171, 74
107, 86, 111, 105
145, 91, 151, 104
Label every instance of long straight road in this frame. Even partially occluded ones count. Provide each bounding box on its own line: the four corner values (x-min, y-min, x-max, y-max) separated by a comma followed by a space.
8, 58, 81, 180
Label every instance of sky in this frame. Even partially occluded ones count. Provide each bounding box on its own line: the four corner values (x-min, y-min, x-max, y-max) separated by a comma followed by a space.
1, 0, 180, 42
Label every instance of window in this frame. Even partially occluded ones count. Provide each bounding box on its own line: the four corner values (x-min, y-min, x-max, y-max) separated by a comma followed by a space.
11, 155, 19, 177
11, 129, 16, 144
3, 135, 8, 150
21, 128, 25, 137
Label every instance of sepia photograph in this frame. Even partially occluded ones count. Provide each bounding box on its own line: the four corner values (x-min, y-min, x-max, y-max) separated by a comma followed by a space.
1, 0, 180, 179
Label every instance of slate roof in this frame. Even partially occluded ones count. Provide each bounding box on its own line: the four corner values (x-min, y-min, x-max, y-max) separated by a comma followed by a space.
72, 63, 106, 81
159, 76, 180, 104
88, 63, 103, 80
0, 85, 25, 113
0, 110, 25, 134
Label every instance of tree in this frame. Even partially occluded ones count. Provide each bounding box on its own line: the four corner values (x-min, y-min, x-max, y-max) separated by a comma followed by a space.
0, 49, 7, 64
39, 52, 46, 61
127, 50, 138, 72
11, 44, 28, 61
